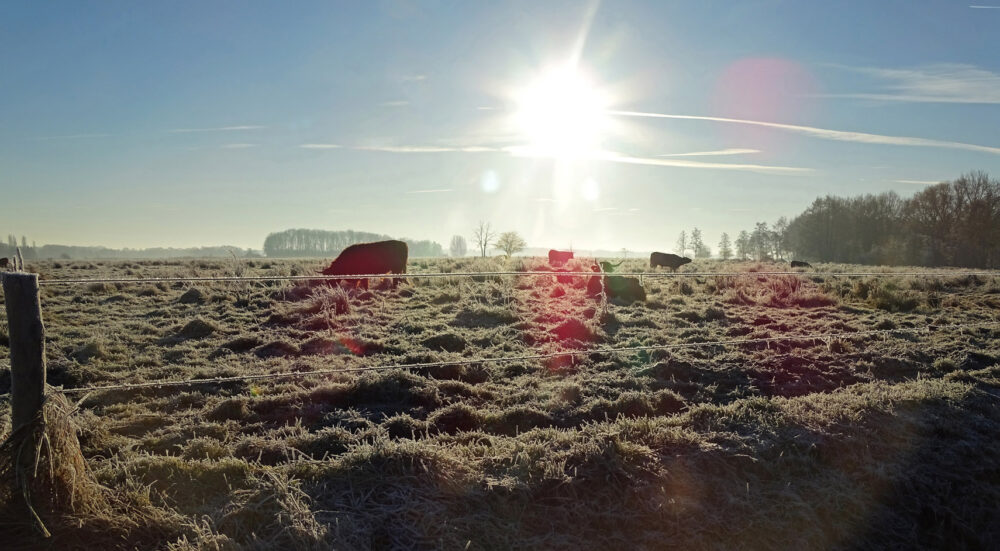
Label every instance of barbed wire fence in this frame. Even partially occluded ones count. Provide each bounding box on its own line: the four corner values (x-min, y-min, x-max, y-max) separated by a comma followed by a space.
31, 269, 1000, 286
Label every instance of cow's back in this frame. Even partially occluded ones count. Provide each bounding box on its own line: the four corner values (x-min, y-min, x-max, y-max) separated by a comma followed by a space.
650, 252, 671, 267
328, 240, 408, 274
651, 252, 689, 269
549, 249, 573, 265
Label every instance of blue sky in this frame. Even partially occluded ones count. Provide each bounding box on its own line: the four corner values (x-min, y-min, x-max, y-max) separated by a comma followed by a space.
2, 0, 998, 252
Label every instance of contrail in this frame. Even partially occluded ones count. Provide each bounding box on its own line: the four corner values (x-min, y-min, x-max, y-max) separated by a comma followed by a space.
608, 111, 1000, 155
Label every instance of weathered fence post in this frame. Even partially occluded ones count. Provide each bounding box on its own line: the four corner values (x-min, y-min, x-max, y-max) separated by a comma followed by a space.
1, 272, 47, 430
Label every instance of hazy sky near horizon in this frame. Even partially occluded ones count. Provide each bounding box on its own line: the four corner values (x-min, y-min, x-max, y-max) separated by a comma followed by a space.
2, 1, 999, 252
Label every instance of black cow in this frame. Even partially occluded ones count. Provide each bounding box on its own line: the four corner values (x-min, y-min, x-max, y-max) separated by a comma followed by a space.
598, 260, 624, 273
605, 276, 646, 302
548, 249, 574, 266
319, 240, 408, 289
0, 257, 8, 270
585, 264, 645, 302
790, 260, 813, 269
650, 252, 691, 271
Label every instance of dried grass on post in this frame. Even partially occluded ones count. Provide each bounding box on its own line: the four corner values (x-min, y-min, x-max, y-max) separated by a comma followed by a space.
0, 391, 109, 537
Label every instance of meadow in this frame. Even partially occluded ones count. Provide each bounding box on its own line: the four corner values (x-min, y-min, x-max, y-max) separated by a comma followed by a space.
1, 257, 999, 550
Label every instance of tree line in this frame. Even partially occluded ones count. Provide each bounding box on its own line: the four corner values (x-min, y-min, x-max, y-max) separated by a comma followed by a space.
1, 235, 252, 260
1, 235, 36, 260
262, 228, 443, 258
727, 171, 1000, 268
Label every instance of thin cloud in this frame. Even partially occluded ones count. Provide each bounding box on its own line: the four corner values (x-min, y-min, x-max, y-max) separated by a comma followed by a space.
221, 143, 257, 149
969, 5, 1000, 7
588, 150, 811, 175
594, 207, 618, 212
300, 143, 343, 149
658, 148, 760, 157
168, 125, 266, 133
609, 111, 1000, 155
381, 100, 410, 107
503, 145, 809, 174
824, 63, 1000, 104
402, 74, 428, 82
354, 145, 498, 153
334, 140, 804, 174
405, 188, 452, 194
32, 133, 111, 141
894, 179, 943, 185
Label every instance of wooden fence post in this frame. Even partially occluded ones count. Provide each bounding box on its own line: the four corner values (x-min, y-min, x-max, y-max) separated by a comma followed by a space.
1, 272, 47, 430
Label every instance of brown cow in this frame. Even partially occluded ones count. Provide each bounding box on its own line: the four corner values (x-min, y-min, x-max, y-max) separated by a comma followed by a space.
650, 252, 691, 272
790, 260, 813, 269
0, 257, 9, 270
319, 240, 408, 289
548, 249, 574, 266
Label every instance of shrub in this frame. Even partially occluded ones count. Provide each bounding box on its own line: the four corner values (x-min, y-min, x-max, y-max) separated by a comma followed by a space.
179, 318, 217, 339
869, 287, 920, 312
179, 287, 207, 304
428, 403, 484, 434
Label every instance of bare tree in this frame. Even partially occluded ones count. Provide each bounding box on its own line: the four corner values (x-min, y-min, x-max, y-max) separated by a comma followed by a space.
691, 227, 711, 258
449, 235, 467, 257
473, 221, 496, 258
675, 231, 688, 257
718, 232, 733, 260
495, 231, 526, 258
736, 230, 751, 260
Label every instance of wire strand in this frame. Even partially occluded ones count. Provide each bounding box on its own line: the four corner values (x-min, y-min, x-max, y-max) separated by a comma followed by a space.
2, 320, 990, 399
33, 270, 1000, 286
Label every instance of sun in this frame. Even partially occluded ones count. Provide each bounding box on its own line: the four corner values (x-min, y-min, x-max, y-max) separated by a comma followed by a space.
513, 66, 611, 158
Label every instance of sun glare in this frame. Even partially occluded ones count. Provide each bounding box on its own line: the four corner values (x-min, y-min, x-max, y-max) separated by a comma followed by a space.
513, 66, 610, 158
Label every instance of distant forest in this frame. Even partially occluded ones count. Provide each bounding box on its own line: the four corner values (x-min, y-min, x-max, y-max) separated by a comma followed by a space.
0, 237, 253, 261
732, 171, 1000, 269
262, 229, 444, 258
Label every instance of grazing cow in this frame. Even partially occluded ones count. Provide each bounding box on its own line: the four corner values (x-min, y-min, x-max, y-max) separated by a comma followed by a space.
598, 260, 624, 273
605, 276, 646, 302
319, 240, 408, 289
0, 257, 8, 270
548, 249, 574, 266
790, 260, 813, 269
650, 252, 691, 271
585, 264, 646, 302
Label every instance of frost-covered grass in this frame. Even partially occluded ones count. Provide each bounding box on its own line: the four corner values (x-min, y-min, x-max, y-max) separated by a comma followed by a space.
1, 257, 999, 549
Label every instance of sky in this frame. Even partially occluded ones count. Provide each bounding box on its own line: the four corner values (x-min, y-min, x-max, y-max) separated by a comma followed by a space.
1, 0, 999, 253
